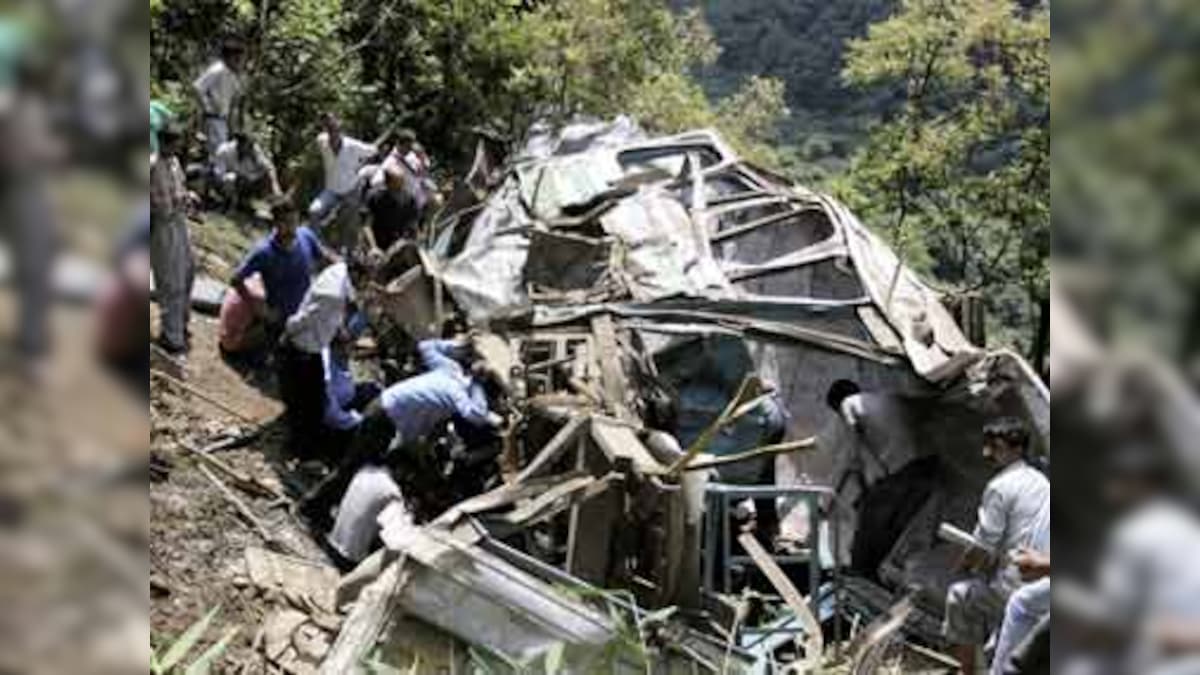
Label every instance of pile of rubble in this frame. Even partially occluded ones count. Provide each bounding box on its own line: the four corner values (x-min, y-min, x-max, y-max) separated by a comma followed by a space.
251, 118, 1049, 673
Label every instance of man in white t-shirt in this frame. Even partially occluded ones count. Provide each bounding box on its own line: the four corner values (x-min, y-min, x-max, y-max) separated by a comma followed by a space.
192, 43, 243, 167
942, 418, 1050, 675
308, 112, 379, 230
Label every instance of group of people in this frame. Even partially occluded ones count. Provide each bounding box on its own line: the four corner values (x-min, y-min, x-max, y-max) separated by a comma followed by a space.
151, 43, 1068, 675
150, 41, 439, 356
149, 43, 504, 571
806, 381, 1051, 674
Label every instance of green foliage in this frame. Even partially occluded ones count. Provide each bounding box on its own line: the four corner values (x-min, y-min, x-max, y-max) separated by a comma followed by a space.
837, 0, 1049, 356
151, 0, 788, 193
1054, 0, 1200, 361
150, 605, 240, 675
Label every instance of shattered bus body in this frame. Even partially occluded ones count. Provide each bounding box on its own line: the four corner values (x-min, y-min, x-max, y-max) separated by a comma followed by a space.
331, 118, 1048, 672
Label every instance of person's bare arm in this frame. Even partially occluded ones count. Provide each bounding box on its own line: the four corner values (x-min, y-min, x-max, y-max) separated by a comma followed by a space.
370, 126, 394, 155
260, 148, 282, 196
1012, 547, 1051, 582
361, 218, 380, 253
1154, 618, 1200, 654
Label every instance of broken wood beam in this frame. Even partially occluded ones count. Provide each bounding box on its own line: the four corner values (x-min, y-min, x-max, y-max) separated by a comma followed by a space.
501, 472, 618, 528
319, 558, 409, 675
737, 533, 823, 673
668, 375, 762, 475
590, 314, 636, 422
682, 437, 817, 472
513, 415, 586, 484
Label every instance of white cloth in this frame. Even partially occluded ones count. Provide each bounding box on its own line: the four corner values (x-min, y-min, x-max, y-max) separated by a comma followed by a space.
327, 465, 405, 563
837, 393, 916, 480
192, 59, 240, 117
991, 494, 1051, 675
974, 459, 1050, 591
780, 392, 915, 557
317, 132, 377, 196
284, 262, 353, 354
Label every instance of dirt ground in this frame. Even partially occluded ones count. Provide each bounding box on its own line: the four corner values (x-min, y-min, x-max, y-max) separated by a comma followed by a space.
150, 300, 333, 672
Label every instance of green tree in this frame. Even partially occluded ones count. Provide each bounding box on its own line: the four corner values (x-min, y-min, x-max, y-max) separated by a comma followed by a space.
150, 0, 788, 190
837, 0, 1049, 362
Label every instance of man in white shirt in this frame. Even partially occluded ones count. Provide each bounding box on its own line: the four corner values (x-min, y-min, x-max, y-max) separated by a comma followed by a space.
213, 132, 281, 210
778, 379, 916, 557
308, 112, 380, 232
943, 418, 1050, 674
192, 43, 243, 167
991, 495, 1049, 675
276, 257, 372, 457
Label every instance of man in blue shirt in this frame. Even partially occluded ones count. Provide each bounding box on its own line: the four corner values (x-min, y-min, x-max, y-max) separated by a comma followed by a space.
299, 336, 503, 529
321, 311, 380, 438
227, 202, 334, 351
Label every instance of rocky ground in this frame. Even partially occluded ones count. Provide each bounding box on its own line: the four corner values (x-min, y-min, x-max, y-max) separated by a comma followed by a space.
150, 306, 342, 672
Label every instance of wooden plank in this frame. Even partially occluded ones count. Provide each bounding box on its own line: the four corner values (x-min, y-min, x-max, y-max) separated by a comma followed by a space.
434, 471, 590, 527
737, 533, 823, 672
502, 474, 617, 528
503, 475, 596, 524
513, 416, 586, 484
590, 314, 636, 422
319, 559, 409, 675
590, 417, 668, 475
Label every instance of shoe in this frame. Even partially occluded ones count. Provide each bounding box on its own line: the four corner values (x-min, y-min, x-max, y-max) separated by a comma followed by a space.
155, 337, 188, 356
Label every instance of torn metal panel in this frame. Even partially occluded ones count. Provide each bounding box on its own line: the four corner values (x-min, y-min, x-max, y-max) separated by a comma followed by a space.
524, 228, 612, 294
438, 119, 984, 381
600, 190, 733, 302
377, 521, 617, 664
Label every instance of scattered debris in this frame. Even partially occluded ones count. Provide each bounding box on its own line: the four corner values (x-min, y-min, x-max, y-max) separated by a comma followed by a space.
151, 368, 262, 424
152, 118, 1052, 673
197, 464, 283, 549
244, 546, 340, 614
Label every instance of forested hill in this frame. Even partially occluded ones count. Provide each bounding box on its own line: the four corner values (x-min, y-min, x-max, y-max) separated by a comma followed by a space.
681, 0, 896, 182
684, 0, 894, 115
